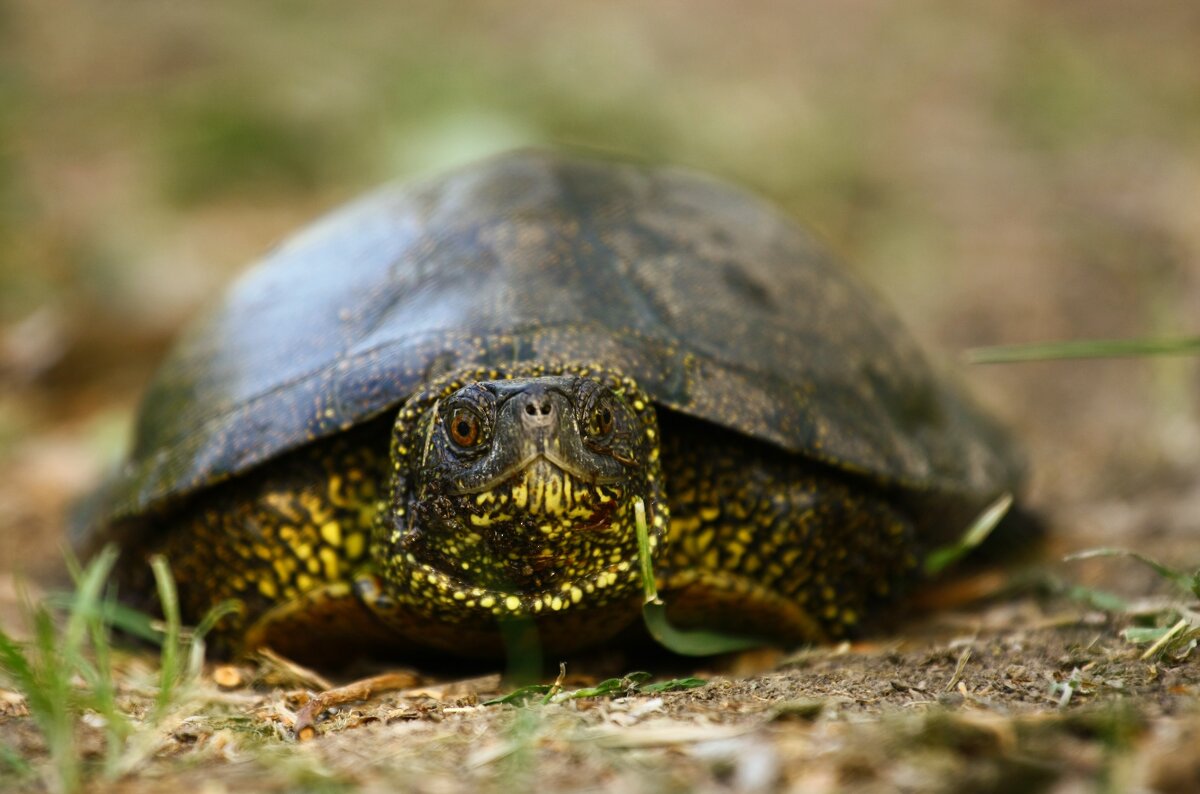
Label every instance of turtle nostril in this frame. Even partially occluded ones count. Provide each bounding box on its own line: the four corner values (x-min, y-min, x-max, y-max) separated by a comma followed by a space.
523, 400, 552, 416
518, 390, 555, 424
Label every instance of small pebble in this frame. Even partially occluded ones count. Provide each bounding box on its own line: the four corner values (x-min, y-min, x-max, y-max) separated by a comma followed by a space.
213, 666, 244, 689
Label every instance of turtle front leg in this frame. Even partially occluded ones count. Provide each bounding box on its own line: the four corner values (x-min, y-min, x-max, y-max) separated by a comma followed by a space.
241, 580, 409, 664
659, 417, 918, 644
120, 420, 391, 660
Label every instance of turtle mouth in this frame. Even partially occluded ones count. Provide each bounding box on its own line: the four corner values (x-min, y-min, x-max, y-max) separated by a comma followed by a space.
401, 457, 643, 599
459, 458, 625, 521
448, 451, 626, 497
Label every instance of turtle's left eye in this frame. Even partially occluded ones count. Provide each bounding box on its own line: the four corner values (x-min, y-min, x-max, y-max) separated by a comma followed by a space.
593, 405, 614, 436
447, 408, 482, 448
577, 380, 628, 447
584, 393, 619, 440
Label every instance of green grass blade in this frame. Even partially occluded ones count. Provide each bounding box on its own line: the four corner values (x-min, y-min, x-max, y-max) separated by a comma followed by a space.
640, 677, 707, 693
41, 594, 163, 644
0, 627, 38, 705
1065, 548, 1196, 597
967, 336, 1200, 364
1064, 583, 1129, 613
31, 601, 80, 794
924, 493, 1013, 576
483, 685, 554, 706
560, 676, 634, 700
0, 548, 171, 793
62, 547, 119, 661
192, 599, 241, 641
641, 603, 768, 657
635, 499, 768, 656
636, 500, 659, 607
185, 599, 240, 680
1123, 626, 1174, 644
149, 556, 183, 719
88, 589, 133, 779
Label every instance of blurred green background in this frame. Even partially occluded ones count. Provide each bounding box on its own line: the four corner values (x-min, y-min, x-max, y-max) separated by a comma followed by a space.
1, 0, 1198, 575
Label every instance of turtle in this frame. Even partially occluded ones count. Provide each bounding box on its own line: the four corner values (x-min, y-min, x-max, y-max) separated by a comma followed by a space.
78, 149, 1025, 664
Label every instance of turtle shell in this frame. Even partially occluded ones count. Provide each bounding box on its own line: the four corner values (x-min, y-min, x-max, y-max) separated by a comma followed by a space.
90, 149, 1020, 536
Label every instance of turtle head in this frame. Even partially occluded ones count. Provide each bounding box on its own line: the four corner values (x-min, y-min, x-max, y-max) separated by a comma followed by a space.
367, 365, 667, 642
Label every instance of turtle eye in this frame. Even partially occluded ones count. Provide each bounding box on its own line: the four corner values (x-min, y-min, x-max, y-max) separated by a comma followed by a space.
593, 405, 614, 436
585, 398, 617, 439
446, 408, 482, 448
577, 380, 624, 443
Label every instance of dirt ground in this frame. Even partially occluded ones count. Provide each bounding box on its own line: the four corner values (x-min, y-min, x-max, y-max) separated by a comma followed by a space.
2, 1, 1200, 791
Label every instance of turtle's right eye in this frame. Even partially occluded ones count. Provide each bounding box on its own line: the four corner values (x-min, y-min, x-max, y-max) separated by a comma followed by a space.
590, 404, 614, 438
446, 408, 482, 448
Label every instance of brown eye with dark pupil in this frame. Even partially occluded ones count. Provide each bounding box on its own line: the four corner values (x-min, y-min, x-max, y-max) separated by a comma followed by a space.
595, 406, 614, 435
448, 410, 480, 447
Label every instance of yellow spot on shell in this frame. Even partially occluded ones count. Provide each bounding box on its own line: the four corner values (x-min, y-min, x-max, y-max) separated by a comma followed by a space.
320, 522, 341, 547
505, 595, 521, 611
345, 533, 365, 560
258, 579, 277, 599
